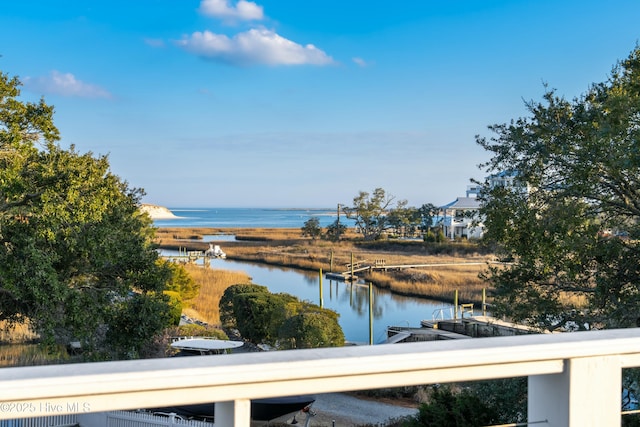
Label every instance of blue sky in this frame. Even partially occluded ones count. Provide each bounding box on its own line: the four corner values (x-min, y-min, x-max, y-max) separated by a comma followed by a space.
2, 1, 639, 208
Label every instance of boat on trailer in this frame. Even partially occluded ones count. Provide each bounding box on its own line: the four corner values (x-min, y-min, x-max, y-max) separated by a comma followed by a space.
149, 338, 316, 423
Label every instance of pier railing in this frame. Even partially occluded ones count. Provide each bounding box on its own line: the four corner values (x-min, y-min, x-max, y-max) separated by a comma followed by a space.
2, 328, 640, 426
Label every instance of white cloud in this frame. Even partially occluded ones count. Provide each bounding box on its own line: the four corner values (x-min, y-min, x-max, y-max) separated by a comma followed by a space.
176, 28, 334, 66
352, 57, 369, 67
23, 71, 112, 99
199, 0, 264, 21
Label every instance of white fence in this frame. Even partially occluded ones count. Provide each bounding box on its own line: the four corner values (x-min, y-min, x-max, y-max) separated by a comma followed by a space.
0, 414, 77, 426
2, 328, 640, 427
0, 410, 214, 427
83, 410, 213, 427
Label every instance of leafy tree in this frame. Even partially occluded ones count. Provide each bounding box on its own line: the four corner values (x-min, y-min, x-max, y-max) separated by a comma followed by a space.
301, 217, 322, 239
344, 188, 398, 240
220, 284, 344, 348
0, 70, 172, 359
232, 291, 298, 344
466, 378, 527, 425
404, 385, 499, 427
386, 201, 420, 237
417, 203, 439, 233
324, 219, 346, 241
163, 291, 183, 326
476, 46, 640, 330
219, 283, 268, 329
164, 261, 199, 300
278, 308, 344, 349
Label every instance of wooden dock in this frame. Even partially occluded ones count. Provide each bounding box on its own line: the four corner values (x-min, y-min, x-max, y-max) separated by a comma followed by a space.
333, 259, 492, 281
387, 315, 547, 344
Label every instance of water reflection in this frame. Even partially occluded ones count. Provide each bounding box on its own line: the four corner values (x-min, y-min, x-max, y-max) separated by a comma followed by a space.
161, 250, 451, 344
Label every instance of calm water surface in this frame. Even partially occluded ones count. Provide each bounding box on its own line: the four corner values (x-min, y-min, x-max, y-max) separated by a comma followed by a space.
164, 251, 451, 344
157, 208, 451, 344
154, 207, 356, 229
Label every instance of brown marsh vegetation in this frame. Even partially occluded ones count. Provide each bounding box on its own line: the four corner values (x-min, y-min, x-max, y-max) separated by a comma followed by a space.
181, 264, 250, 325
156, 227, 496, 317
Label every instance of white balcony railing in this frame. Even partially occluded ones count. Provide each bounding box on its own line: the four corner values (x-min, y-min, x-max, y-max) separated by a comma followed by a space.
2, 328, 640, 427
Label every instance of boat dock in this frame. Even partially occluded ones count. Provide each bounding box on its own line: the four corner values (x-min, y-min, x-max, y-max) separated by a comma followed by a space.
386, 316, 546, 344
325, 257, 493, 282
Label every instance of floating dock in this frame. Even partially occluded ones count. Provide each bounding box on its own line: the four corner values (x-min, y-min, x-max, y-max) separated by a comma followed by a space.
386, 316, 546, 344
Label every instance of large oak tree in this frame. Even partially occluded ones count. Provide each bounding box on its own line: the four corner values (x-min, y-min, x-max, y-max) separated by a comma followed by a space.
477, 46, 640, 331
0, 71, 172, 359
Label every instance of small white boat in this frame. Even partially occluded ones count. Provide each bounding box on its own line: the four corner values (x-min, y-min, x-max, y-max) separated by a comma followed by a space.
204, 244, 226, 259
170, 338, 243, 355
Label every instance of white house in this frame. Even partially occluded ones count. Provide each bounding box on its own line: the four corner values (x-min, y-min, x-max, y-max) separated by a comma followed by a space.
488, 170, 531, 195
438, 185, 483, 240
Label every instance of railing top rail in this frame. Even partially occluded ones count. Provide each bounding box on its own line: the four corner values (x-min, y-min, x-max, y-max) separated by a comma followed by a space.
1, 328, 640, 418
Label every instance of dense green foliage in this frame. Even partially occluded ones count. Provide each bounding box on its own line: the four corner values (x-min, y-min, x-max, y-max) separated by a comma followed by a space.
345, 188, 399, 240
219, 283, 268, 329
219, 283, 344, 348
278, 309, 344, 349
477, 46, 640, 330
233, 291, 298, 343
301, 217, 322, 239
402, 385, 499, 427
324, 218, 346, 241
164, 261, 199, 300
344, 188, 443, 240
0, 71, 173, 359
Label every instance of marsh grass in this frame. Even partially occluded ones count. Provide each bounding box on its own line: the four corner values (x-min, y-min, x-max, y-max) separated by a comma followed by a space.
182, 264, 251, 325
0, 320, 39, 344
159, 228, 495, 307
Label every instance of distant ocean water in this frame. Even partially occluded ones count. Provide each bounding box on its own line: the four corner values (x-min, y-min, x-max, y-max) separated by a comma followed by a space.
153, 207, 356, 228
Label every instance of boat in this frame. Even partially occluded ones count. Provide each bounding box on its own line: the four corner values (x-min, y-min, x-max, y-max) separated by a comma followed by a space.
170, 337, 244, 355
204, 243, 226, 258
148, 338, 316, 422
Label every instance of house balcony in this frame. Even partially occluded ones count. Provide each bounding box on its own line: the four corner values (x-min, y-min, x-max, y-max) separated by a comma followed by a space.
1, 328, 640, 426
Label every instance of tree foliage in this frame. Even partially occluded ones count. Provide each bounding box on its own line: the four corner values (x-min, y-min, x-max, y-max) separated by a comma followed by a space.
278, 308, 344, 349
476, 46, 640, 330
324, 219, 346, 241
386, 200, 419, 237
417, 203, 439, 232
164, 261, 199, 301
219, 283, 268, 329
301, 217, 322, 239
232, 291, 298, 344
0, 71, 173, 359
403, 385, 499, 427
219, 283, 344, 348
344, 188, 400, 240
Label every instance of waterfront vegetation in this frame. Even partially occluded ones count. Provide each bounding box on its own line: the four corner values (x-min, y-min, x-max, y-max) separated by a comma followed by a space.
181, 264, 250, 325
155, 226, 495, 324
0, 71, 174, 361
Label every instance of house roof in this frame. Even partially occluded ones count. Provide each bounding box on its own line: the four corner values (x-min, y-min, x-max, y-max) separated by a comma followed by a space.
441, 197, 481, 210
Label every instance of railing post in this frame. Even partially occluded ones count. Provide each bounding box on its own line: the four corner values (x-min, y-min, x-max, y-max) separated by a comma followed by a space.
215, 400, 251, 427
528, 355, 621, 426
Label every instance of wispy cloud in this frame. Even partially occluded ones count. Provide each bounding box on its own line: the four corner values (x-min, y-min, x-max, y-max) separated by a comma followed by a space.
352, 57, 370, 67
199, 0, 264, 22
176, 28, 334, 66
144, 37, 165, 48
23, 71, 112, 99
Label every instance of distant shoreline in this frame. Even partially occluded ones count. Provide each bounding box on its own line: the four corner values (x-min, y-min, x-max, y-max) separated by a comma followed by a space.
140, 204, 179, 220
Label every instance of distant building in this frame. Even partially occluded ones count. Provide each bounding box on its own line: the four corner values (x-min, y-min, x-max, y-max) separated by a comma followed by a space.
488, 170, 531, 195
438, 187, 483, 240
436, 172, 529, 240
